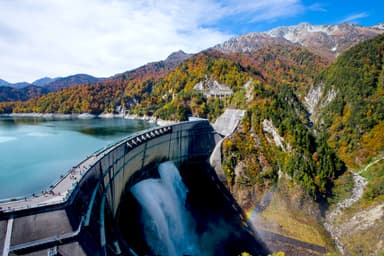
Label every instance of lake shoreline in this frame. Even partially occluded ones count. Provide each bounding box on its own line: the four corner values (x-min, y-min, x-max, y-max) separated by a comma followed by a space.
0, 112, 178, 126
0, 116, 157, 199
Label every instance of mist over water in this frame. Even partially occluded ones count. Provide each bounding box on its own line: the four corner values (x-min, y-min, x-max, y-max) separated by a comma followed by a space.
131, 161, 200, 256
121, 160, 270, 256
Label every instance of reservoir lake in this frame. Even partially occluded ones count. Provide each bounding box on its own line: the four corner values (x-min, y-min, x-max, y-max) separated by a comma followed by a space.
0, 116, 155, 199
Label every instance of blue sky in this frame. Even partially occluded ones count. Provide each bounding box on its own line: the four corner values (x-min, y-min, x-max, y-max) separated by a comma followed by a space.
217, 0, 384, 34
0, 0, 383, 82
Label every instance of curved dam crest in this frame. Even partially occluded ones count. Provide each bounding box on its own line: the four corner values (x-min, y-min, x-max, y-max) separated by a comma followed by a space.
0, 110, 260, 256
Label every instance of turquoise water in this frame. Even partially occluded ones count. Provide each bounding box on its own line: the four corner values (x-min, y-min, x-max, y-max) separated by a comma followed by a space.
0, 117, 155, 199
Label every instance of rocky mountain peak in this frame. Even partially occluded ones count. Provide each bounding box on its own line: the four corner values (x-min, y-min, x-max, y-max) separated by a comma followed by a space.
215, 22, 384, 60
268, 23, 342, 41
165, 50, 192, 65
372, 23, 384, 30
214, 32, 290, 53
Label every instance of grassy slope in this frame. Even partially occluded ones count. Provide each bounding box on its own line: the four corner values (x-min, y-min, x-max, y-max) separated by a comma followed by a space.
251, 177, 336, 252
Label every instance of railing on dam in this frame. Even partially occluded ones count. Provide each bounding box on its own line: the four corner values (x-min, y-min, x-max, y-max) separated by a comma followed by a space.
0, 119, 219, 255
82, 119, 218, 255
0, 120, 218, 215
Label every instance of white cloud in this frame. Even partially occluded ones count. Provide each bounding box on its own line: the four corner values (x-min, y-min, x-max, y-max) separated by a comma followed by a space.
0, 0, 305, 82
341, 12, 369, 23
308, 3, 327, 12
218, 0, 304, 22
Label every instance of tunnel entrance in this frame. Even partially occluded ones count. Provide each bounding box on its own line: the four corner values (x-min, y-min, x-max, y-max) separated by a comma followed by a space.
116, 159, 269, 256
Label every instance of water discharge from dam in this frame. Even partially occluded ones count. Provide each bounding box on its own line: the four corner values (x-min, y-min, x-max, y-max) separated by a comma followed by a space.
119, 159, 270, 256
130, 161, 200, 256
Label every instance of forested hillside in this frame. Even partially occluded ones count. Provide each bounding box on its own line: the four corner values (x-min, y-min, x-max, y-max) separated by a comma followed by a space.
312, 34, 384, 167
0, 42, 344, 199
2, 24, 384, 255
0, 85, 48, 102
1, 32, 382, 205
0, 46, 328, 120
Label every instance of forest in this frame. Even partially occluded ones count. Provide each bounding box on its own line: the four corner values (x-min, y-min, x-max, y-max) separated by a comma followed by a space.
1, 35, 383, 201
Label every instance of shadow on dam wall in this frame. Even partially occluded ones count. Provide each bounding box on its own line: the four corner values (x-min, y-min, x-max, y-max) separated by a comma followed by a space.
116, 159, 270, 256
1, 119, 269, 256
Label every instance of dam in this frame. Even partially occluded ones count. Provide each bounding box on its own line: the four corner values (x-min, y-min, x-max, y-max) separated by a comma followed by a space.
0, 110, 267, 255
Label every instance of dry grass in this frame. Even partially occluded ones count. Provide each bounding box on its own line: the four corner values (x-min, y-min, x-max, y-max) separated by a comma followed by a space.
258, 192, 327, 247
340, 209, 384, 255
250, 178, 335, 251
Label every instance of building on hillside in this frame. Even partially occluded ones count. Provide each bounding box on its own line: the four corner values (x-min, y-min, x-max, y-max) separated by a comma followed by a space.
193, 76, 233, 98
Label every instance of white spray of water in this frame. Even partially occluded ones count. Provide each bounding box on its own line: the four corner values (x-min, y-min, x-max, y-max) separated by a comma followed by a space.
130, 161, 200, 256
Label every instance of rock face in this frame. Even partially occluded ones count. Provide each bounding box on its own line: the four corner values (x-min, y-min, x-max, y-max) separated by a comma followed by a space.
305, 82, 337, 121
305, 83, 324, 114
268, 23, 383, 60
262, 119, 290, 152
215, 22, 384, 60
372, 23, 384, 30
214, 32, 291, 53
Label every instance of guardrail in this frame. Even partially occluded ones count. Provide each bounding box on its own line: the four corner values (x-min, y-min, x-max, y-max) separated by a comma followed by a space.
0, 120, 213, 215
95, 121, 216, 255
10, 217, 84, 253
0, 124, 177, 214
1, 120, 217, 255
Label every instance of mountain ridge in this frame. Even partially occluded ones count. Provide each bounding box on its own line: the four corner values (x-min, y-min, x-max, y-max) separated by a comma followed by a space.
215, 22, 384, 60
43, 74, 102, 92
32, 77, 58, 87
1, 23, 384, 255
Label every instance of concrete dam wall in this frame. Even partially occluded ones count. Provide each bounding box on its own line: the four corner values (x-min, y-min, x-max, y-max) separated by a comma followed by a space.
0, 119, 220, 256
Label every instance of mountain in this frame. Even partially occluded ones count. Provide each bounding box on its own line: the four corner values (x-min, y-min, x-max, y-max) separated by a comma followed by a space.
12, 82, 31, 89
372, 23, 384, 30
215, 23, 384, 60
0, 50, 194, 112
218, 44, 329, 96
0, 50, 192, 104
0, 79, 10, 87
163, 50, 192, 67
306, 33, 384, 167
0, 85, 48, 102
113, 50, 192, 81
43, 74, 101, 92
0, 74, 100, 102
306, 34, 384, 255
0, 79, 31, 89
32, 77, 58, 87
214, 32, 291, 54
0, 78, 47, 101
1, 23, 384, 255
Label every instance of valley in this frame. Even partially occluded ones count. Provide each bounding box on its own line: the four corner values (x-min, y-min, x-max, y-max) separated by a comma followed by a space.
1, 21, 384, 255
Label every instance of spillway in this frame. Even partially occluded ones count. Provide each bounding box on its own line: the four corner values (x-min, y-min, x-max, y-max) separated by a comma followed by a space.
117, 160, 269, 256
130, 161, 199, 256
0, 113, 269, 256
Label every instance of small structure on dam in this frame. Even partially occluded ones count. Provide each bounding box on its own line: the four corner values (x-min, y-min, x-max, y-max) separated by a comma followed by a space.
0, 109, 268, 256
